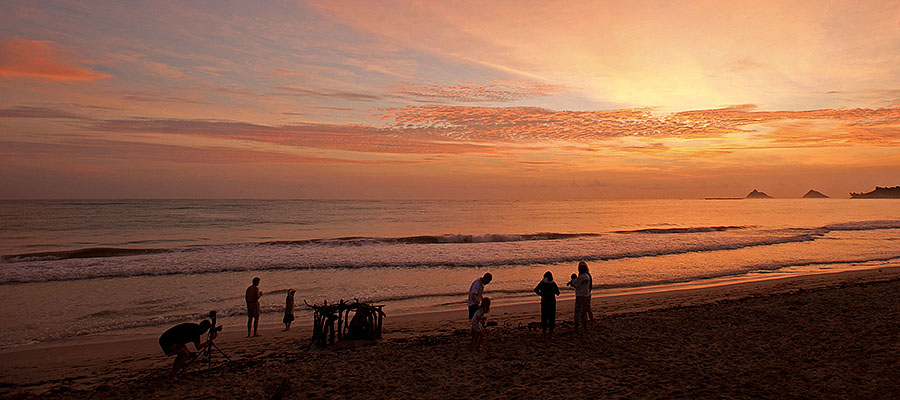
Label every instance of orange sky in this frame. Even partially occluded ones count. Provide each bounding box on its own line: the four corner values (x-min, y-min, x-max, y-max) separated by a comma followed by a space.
1, 1, 899, 199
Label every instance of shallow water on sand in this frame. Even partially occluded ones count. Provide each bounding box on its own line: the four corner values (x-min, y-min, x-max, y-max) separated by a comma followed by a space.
0, 199, 898, 348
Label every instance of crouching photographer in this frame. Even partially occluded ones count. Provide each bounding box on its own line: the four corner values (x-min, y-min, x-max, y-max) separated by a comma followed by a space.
158, 315, 221, 380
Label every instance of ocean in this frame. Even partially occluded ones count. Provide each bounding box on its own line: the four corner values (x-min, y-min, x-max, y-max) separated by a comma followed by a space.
0, 199, 898, 349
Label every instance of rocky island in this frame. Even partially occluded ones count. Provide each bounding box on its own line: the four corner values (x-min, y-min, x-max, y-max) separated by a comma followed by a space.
746, 189, 773, 198
802, 189, 829, 198
850, 186, 900, 199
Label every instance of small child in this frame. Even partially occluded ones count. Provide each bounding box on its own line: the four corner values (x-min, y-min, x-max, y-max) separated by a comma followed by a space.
283, 289, 296, 331
567, 273, 577, 288
470, 297, 491, 350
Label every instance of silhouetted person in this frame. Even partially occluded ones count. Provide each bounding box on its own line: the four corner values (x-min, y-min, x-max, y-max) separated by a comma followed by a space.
468, 272, 493, 319
534, 271, 560, 339
246, 277, 263, 337
470, 297, 491, 350
283, 288, 296, 331
570, 262, 594, 333
158, 319, 216, 380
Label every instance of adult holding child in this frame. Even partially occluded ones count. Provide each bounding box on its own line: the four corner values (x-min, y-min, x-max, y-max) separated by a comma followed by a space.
567, 261, 594, 333
467, 272, 493, 319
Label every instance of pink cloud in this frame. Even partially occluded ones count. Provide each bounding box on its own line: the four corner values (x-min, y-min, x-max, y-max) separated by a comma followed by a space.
88, 119, 505, 155
381, 105, 900, 145
0, 38, 110, 82
391, 79, 568, 103
0, 139, 422, 165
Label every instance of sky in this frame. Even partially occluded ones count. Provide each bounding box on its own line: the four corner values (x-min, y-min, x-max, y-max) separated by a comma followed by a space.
1, 0, 899, 199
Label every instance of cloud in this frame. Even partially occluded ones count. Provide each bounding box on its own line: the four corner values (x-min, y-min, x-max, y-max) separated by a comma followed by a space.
0, 106, 85, 119
0, 38, 111, 82
87, 119, 505, 155
381, 105, 900, 145
272, 86, 381, 102
108, 90, 210, 104
0, 139, 421, 165
391, 79, 568, 103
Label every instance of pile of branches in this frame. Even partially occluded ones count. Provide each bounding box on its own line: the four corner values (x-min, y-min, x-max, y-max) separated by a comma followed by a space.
305, 299, 385, 346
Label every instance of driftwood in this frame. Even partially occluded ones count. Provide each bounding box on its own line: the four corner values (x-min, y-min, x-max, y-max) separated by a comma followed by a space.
305, 299, 385, 346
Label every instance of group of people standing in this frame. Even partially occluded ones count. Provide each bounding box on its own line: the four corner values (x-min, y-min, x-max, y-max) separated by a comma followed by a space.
245, 277, 298, 337
468, 261, 594, 348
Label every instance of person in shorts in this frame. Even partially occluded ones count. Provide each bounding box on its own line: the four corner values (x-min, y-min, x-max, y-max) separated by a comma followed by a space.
158, 319, 215, 380
246, 277, 263, 337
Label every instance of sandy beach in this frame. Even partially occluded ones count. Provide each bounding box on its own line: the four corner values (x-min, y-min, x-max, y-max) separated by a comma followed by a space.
1, 266, 898, 399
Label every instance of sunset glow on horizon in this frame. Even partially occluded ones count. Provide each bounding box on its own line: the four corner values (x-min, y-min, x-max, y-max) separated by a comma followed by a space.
2, 1, 899, 199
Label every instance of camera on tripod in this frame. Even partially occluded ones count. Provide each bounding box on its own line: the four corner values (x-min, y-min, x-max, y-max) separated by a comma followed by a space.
207, 310, 224, 334
200, 310, 230, 373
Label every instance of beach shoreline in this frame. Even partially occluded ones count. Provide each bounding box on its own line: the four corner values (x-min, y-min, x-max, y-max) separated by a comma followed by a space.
2, 264, 900, 398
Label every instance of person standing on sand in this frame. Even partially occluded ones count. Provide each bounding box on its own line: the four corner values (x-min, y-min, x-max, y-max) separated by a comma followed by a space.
246, 277, 263, 337
569, 262, 594, 333
468, 272, 493, 319
283, 289, 296, 331
470, 297, 491, 350
534, 271, 560, 339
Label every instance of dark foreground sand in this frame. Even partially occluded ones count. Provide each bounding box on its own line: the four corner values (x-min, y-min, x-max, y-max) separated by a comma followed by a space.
3, 267, 900, 399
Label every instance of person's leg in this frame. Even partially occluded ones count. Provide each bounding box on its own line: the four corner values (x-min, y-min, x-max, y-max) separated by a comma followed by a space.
548, 305, 556, 339
468, 304, 479, 320
169, 345, 189, 380
586, 297, 595, 330
253, 316, 260, 336
247, 315, 253, 337
573, 297, 583, 333
577, 297, 589, 333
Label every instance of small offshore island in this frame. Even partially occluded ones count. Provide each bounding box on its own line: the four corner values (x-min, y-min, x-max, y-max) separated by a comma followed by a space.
706, 186, 898, 200
850, 186, 900, 199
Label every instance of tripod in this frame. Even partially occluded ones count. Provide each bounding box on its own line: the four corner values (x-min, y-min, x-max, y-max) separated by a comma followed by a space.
201, 311, 231, 374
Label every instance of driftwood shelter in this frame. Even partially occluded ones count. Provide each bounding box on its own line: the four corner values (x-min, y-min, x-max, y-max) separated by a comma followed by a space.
305, 299, 385, 346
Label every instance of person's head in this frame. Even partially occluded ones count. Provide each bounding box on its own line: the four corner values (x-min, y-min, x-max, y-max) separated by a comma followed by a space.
252, 277, 260, 286
578, 261, 589, 275
543, 271, 553, 281
481, 297, 491, 313
481, 272, 493, 284
288, 288, 296, 296
571, 273, 578, 280
198, 319, 212, 334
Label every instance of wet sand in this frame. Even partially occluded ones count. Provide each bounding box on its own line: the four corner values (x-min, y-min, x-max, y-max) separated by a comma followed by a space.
2, 266, 900, 399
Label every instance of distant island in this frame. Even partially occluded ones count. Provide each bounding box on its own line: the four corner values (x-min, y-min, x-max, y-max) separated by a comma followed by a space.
746, 189, 772, 199
850, 186, 900, 199
802, 189, 829, 198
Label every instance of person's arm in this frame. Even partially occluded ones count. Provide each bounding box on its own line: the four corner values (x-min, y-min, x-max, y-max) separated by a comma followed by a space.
553, 283, 560, 296
468, 283, 481, 305
191, 333, 216, 352
534, 282, 542, 296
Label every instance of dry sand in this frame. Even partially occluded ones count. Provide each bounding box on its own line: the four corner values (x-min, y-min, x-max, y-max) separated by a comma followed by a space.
2, 266, 900, 399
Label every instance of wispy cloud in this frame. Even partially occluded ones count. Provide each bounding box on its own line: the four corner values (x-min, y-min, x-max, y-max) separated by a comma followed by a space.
0, 38, 110, 82
391, 79, 568, 103
272, 86, 381, 102
381, 105, 900, 146
87, 119, 504, 155
0, 106, 85, 119
0, 139, 422, 165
